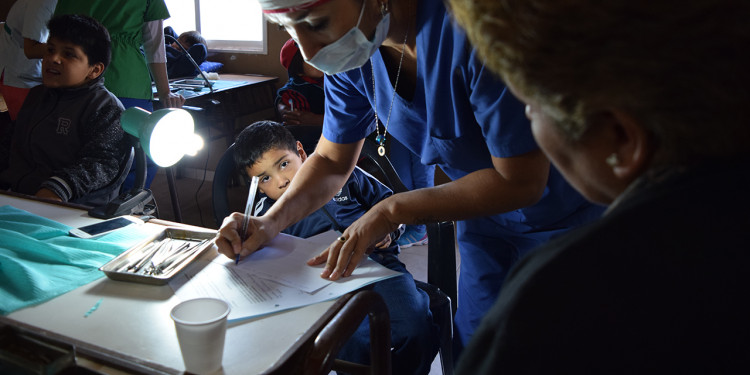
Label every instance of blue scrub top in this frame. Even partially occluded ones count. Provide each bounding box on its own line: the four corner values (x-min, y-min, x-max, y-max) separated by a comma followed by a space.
323, 0, 603, 346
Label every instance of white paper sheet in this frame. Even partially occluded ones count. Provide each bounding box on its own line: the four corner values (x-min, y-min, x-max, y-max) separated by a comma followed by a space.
238, 232, 333, 293
168, 232, 401, 322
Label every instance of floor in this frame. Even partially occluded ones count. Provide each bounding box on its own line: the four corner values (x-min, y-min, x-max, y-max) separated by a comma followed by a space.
148, 170, 452, 374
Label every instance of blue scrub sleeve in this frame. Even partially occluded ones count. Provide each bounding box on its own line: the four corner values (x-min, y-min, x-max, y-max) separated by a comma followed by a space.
323, 72, 377, 144
464, 51, 538, 159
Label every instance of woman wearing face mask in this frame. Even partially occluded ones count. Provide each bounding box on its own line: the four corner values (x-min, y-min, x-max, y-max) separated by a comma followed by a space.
216, 0, 604, 357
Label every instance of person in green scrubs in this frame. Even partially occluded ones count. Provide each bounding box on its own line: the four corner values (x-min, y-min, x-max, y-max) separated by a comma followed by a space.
54, 0, 186, 188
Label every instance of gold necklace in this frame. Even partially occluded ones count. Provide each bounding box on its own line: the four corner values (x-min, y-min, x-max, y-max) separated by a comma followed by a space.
372, 31, 408, 157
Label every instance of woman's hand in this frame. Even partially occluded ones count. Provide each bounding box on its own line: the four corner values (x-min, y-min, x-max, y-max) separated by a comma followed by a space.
161, 92, 186, 108
307, 198, 400, 280
149, 62, 186, 108
214, 212, 280, 261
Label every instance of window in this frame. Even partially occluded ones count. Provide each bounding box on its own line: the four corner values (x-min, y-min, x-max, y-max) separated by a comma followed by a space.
163, 0, 266, 54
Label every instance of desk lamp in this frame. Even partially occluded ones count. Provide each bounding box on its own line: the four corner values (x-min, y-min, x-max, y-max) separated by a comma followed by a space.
88, 107, 203, 219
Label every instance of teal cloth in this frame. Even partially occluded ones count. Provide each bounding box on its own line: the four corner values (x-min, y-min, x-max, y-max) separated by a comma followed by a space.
0, 205, 152, 314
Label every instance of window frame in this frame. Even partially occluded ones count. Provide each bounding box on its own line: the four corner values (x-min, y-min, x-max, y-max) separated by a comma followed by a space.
166, 0, 267, 54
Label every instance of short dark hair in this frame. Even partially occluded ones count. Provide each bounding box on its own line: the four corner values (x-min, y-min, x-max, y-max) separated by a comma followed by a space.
179, 31, 207, 48
234, 121, 297, 171
449, 0, 750, 164
47, 14, 111, 69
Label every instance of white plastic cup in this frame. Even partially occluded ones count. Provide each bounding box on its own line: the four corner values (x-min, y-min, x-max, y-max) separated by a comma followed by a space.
170, 298, 231, 374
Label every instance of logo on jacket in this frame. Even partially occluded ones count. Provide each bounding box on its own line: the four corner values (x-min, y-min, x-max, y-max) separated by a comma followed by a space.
56, 118, 72, 135
332, 188, 349, 202
253, 196, 267, 216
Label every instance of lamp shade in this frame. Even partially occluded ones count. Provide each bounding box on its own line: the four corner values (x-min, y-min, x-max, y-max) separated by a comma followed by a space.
121, 107, 203, 167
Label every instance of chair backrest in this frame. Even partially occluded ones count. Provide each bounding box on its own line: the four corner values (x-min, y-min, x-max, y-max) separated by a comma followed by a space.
357, 139, 408, 193
212, 143, 248, 227
71, 145, 135, 207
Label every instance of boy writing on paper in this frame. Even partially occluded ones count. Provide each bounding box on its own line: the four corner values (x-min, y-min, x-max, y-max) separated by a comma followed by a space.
0, 14, 128, 204
217, 121, 438, 375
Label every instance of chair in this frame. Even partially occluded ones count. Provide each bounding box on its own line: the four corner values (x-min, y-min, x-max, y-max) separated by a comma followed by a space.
212, 143, 245, 227
88, 135, 156, 219
212, 137, 458, 374
70, 145, 134, 208
265, 290, 392, 375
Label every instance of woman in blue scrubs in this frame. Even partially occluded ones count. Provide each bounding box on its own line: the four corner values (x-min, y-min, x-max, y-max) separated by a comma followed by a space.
216, 0, 604, 353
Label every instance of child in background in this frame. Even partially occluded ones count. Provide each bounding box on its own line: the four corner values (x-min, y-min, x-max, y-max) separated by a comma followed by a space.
275, 38, 325, 127
225, 121, 439, 375
0, 14, 128, 203
274, 38, 325, 155
163, 26, 207, 79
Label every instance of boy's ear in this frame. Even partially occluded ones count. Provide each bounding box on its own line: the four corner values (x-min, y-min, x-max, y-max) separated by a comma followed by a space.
296, 141, 307, 161
87, 62, 105, 80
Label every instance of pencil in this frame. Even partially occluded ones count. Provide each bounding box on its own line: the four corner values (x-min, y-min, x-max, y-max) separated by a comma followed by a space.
237, 176, 260, 265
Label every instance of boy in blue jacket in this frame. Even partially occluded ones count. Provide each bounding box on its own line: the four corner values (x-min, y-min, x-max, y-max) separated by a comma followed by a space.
230, 121, 439, 375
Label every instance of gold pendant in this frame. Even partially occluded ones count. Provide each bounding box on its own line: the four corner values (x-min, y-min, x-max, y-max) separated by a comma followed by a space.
378, 145, 386, 156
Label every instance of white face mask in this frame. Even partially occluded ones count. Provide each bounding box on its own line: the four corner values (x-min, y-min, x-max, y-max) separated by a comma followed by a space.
306, 0, 390, 74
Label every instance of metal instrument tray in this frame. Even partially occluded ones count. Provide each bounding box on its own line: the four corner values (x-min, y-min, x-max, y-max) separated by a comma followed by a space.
99, 228, 215, 285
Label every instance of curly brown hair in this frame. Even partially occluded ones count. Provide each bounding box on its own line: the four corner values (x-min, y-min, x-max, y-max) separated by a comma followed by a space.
449, 0, 750, 165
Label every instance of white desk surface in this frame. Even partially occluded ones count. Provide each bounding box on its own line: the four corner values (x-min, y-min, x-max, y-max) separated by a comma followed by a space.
0, 194, 334, 374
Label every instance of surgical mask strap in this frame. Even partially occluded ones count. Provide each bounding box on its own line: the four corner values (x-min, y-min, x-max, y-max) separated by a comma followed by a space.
305, 0, 391, 74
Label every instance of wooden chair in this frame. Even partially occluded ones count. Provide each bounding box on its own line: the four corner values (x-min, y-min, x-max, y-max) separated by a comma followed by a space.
264, 290, 392, 375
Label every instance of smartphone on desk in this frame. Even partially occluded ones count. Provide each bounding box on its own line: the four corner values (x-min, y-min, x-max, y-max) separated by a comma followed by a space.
69, 216, 144, 239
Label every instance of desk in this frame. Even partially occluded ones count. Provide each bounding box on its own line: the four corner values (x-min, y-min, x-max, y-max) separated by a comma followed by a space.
0, 194, 335, 374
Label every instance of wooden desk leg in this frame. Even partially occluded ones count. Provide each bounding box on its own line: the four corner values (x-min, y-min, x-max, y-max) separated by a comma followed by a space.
166, 167, 183, 223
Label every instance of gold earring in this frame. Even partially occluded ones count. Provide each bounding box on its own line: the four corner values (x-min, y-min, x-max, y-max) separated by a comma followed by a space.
605, 153, 619, 167
380, 1, 388, 14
